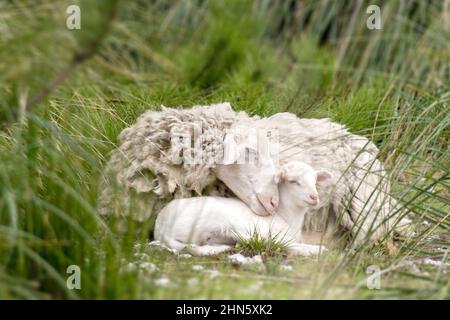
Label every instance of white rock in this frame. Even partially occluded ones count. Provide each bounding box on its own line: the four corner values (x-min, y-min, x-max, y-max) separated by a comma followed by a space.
147, 240, 178, 254
154, 277, 172, 287
187, 278, 199, 286
134, 252, 149, 260
204, 269, 221, 279
228, 253, 264, 268
280, 264, 293, 272
123, 262, 137, 273
147, 240, 162, 247
420, 258, 449, 267
139, 262, 158, 272
192, 264, 204, 271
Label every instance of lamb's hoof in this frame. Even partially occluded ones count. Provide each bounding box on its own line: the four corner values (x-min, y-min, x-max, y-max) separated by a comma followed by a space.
185, 245, 202, 256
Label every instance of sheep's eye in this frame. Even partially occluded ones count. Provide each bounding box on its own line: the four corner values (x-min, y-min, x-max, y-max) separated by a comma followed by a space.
290, 180, 301, 186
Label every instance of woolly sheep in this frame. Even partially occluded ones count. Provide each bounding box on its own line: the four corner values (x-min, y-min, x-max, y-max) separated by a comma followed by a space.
99, 102, 411, 247
154, 161, 332, 256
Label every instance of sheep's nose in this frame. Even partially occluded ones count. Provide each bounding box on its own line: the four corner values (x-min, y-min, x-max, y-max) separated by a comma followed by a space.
309, 194, 318, 201
270, 197, 279, 209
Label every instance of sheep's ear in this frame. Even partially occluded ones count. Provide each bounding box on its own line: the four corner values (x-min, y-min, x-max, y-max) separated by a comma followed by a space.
317, 170, 332, 183
222, 133, 239, 165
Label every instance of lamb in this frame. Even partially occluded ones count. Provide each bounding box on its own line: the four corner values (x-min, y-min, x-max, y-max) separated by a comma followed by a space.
154, 161, 332, 256
100, 102, 411, 247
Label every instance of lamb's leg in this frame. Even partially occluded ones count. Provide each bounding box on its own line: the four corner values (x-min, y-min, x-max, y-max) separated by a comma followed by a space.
186, 244, 233, 256
287, 243, 328, 256
163, 238, 187, 253
162, 237, 232, 256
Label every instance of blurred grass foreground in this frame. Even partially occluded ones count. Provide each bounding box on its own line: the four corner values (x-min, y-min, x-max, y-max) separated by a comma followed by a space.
0, 0, 449, 299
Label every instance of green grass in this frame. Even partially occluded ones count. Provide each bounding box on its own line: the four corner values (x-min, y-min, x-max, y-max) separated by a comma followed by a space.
0, 0, 448, 299
235, 228, 291, 258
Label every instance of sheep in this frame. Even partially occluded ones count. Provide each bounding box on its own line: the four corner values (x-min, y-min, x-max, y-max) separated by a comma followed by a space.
99, 102, 410, 247
154, 160, 332, 256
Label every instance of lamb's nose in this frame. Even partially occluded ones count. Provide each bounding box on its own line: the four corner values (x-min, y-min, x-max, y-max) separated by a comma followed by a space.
309, 194, 318, 201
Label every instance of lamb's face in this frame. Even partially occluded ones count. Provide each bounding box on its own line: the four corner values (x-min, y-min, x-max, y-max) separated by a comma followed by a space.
280, 161, 332, 209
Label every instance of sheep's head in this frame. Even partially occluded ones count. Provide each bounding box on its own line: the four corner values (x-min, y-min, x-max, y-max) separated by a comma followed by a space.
215, 133, 281, 216
279, 161, 332, 209
249, 157, 282, 215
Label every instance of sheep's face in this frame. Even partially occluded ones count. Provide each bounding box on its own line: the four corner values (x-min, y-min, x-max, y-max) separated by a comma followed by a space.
250, 158, 282, 215
219, 133, 281, 216
280, 161, 332, 209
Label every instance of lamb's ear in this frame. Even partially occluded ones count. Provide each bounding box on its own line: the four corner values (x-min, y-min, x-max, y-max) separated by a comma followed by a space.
222, 133, 239, 165
316, 170, 332, 183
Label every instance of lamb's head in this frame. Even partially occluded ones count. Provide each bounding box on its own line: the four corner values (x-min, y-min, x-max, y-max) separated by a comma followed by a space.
279, 161, 332, 209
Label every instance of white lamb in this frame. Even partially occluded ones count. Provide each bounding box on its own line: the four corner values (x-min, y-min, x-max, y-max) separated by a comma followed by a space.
154, 161, 332, 256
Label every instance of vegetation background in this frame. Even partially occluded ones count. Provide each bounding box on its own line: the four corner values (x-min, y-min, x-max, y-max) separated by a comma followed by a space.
0, 0, 448, 299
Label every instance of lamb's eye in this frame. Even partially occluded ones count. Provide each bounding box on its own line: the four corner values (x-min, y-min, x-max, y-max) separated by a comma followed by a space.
290, 180, 300, 186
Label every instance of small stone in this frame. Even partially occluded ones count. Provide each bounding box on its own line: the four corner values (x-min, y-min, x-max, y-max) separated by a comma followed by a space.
134, 252, 150, 260
124, 262, 137, 272
139, 262, 158, 273
187, 278, 199, 286
192, 264, 204, 271
147, 240, 178, 255
228, 253, 264, 268
204, 269, 221, 279
154, 277, 172, 287
280, 265, 293, 272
